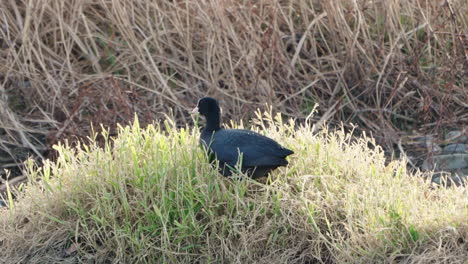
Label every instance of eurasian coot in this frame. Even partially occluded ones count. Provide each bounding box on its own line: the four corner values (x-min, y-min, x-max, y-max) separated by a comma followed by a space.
192, 97, 294, 179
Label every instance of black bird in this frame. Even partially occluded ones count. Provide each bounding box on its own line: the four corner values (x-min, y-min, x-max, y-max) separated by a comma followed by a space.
192, 97, 294, 179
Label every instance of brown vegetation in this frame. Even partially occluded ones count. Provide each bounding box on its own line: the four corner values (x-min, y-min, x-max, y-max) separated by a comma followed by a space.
1, 0, 467, 174
0, 0, 467, 184
0, 1, 467, 261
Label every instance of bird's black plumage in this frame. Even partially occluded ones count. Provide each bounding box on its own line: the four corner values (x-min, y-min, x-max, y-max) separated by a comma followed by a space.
192, 97, 293, 179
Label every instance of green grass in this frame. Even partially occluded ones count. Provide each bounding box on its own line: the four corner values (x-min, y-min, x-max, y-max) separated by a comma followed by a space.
1, 112, 467, 263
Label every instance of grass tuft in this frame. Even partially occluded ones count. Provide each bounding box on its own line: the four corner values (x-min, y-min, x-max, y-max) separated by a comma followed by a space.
1, 113, 466, 263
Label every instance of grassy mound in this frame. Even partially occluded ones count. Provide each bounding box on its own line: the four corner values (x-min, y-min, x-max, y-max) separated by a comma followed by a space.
1, 113, 467, 263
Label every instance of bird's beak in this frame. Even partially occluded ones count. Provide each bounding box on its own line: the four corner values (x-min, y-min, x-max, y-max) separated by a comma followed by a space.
191, 107, 199, 115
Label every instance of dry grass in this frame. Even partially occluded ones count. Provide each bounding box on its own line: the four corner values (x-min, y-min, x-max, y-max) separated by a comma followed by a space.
0, 0, 467, 175
0, 1, 467, 261
0, 112, 467, 263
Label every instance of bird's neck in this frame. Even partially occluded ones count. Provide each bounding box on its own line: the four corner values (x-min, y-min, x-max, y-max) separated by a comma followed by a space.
204, 112, 221, 132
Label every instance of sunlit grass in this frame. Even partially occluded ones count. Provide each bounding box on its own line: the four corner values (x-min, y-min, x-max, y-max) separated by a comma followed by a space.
1, 112, 466, 263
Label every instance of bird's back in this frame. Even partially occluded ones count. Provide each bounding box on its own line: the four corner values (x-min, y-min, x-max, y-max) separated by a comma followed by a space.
201, 128, 293, 168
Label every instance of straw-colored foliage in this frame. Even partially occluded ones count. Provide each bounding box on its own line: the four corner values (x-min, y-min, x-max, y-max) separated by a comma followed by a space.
1, 112, 467, 263
0, 1, 467, 262
0, 0, 467, 162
